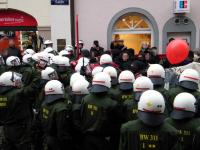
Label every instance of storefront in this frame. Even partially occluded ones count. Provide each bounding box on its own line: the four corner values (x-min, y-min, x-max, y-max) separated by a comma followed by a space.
0, 8, 41, 52
74, 0, 200, 54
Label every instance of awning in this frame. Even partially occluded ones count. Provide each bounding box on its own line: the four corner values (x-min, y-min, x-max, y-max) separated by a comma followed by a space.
0, 8, 38, 31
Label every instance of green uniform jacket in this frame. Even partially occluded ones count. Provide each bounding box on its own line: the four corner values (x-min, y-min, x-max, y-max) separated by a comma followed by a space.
165, 118, 200, 150
119, 119, 181, 150
80, 93, 118, 137
39, 99, 72, 150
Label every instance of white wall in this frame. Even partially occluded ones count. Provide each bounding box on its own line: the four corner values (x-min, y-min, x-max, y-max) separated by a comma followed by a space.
50, 5, 71, 50
8, 0, 51, 27
75, 0, 200, 53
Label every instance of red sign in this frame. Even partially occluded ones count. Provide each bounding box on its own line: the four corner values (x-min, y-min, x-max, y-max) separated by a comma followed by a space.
0, 9, 38, 27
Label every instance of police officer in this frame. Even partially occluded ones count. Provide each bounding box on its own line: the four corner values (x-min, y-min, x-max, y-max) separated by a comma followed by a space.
123, 76, 154, 122
32, 67, 58, 150
39, 80, 72, 150
168, 69, 200, 116
119, 90, 180, 150
71, 79, 90, 150
147, 64, 172, 113
65, 45, 75, 61
44, 40, 53, 48
103, 66, 120, 101
51, 56, 73, 88
0, 71, 39, 150
80, 72, 118, 150
165, 92, 200, 150
118, 70, 135, 103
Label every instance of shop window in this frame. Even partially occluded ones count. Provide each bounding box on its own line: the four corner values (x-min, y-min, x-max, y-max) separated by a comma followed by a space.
112, 14, 153, 54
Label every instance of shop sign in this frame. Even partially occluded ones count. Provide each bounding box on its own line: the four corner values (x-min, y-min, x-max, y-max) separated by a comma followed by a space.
174, 0, 190, 13
51, 0, 69, 5
0, 9, 38, 27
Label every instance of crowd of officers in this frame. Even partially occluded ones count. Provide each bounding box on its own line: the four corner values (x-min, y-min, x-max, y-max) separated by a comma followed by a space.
0, 39, 200, 150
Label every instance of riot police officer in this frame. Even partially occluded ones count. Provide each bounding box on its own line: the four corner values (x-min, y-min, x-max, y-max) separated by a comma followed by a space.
0, 71, 39, 150
168, 69, 200, 116
80, 72, 118, 150
119, 90, 180, 150
39, 80, 72, 150
147, 64, 172, 113
165, 92, 200, 150
6, 56, 21, 73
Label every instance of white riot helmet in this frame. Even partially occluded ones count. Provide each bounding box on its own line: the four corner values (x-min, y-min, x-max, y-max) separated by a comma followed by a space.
77, 57, 89, 66
138, 90, 165, 126
72, 79, 89, 95
103, 66, 118, 86
134, 76, 153, 101
65, 45, 74, 52
0, 55, 5, 65
23, 49, 35, 56
0, 71, 22, 88
22, 54, 32, 65
59, 50, 70, 57
147, 64, 165, 86
44, 40, 53, 45
44, 47, 54, 53
179, 69, 200, 90
37, 52, 49, 69
92, 66, 103, 77
6, 56, 21, 66
118, 70, 135, 90
100, 54, 113, 65
70, 73, 85, 87
45, 80, 64, 103
52, 56, 70, 72
91, 72, 111, 93
41, 67, 58, 81
171, 92, 197, 119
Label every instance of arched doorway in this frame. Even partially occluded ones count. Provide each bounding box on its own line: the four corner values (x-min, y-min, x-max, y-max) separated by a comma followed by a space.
107, 7, 159, 54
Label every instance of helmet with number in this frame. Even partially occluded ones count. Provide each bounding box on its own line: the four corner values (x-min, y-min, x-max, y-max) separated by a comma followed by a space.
100, 54, 113, 65
45, 80, 65, 103
22, 54, 33, 65
77, 57, 89, 66
103, 66, 118, 86
92, 66, 103, 77
41, 67, 58, 81
179, 69, 200, 90
59, 50, 70, 57
138, 90, 165, 126
70, 72, 85, 87
6, 56, 21, 66
44, 40, 53, 45
147, 64, 165, 86
118, 70, 135, 90
91, 72, 111, 93
23, 49, 35, 56
0, 71, 22, 88
134, 76, 154, 101
171, 93, 196, 119
0, 55, 5, 65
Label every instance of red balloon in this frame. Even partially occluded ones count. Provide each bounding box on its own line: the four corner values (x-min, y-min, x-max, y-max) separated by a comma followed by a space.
166, 39, 189, 65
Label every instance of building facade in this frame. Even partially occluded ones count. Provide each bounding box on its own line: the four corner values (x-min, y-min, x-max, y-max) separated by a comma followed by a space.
74, 0, 200, 54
